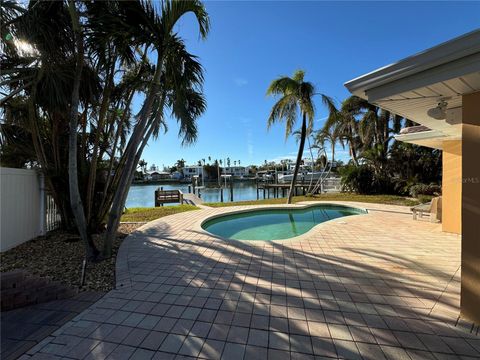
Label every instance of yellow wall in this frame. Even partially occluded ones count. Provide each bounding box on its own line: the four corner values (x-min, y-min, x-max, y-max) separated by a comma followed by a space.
442, 140, 462, 234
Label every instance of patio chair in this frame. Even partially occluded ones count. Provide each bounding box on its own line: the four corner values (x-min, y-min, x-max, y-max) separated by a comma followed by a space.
411, 196, 442, 222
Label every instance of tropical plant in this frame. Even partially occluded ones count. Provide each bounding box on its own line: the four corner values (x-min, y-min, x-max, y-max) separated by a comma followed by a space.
138, 159, 148, 173
1, 0, 210, 260
314, 127, 342, 164
266, 70, 334, 204
409, 183, 442, 198
175, 158, 186, 169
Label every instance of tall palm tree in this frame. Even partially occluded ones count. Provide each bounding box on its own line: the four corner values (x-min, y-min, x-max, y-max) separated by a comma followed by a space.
103, 0, 209, 257
266, 70, 317, 204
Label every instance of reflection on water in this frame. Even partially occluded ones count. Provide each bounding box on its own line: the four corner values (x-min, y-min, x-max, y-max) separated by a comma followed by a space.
126, 182, 262, 208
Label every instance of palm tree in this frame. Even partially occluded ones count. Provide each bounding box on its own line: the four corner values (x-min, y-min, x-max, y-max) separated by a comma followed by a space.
1, 0, 210, 260
67, 1, 99, 260
323, 96, 362, 166
102, 0, 209, 257
266, 70, 318, 204
138, 159, 148, 173
176, 158, 185, 169
315, 127, 342, 164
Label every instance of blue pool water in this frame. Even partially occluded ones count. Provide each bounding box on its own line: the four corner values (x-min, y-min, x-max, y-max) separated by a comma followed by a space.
202, 204, 366, 241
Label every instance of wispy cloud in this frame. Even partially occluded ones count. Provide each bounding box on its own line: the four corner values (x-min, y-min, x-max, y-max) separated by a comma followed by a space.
267, 153, 297, 163
233, 77, 248, 87
239, 117, 254, 158
315, 116, 328, 124
247, 130, 254, 158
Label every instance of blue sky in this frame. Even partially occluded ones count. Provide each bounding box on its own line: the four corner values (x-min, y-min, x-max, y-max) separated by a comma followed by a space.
139, 1, 479, 170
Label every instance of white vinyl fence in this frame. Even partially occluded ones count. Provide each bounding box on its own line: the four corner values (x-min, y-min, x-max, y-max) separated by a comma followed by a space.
0, 167, 60, 252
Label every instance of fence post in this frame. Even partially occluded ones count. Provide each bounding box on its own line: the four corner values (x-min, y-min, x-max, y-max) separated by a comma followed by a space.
38, 172, 46, 236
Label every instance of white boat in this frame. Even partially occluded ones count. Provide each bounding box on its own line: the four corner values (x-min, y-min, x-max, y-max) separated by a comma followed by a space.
277, 171, 326, 183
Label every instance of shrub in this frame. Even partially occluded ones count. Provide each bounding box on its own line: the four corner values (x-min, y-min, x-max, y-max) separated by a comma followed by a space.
417, 194, 434, 204
409, 183, 441, 198
339, 165, 376, 194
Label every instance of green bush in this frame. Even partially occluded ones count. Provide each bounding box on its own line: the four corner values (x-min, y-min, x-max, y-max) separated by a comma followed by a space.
339, 165, 378, 194
417, 194, 434, 204
409, 183, 441, 197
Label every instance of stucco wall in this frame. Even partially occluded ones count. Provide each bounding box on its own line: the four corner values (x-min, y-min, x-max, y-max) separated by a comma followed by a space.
442, 140, 462, 234
0, 168, 44, 252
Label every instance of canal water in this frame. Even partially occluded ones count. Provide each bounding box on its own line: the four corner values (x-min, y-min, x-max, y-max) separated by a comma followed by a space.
125, 182, 263, 208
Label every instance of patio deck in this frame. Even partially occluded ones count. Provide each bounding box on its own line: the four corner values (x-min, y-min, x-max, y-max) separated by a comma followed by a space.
24, 202, 479, 359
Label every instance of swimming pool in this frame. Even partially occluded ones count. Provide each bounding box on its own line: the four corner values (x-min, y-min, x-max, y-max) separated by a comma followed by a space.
202, 204, 366, 241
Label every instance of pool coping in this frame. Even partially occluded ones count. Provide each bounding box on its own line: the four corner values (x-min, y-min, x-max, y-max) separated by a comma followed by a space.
195, 201, 369, 243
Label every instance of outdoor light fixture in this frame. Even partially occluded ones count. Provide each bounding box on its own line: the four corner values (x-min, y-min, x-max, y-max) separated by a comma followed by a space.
427, 99, 448, 120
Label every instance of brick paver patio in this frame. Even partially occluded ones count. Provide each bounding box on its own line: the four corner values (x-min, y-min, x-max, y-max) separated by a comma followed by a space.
23, 202, 479, 359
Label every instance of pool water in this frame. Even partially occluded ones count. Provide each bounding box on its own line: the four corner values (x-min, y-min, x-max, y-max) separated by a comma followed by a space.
202, 204, 366, 241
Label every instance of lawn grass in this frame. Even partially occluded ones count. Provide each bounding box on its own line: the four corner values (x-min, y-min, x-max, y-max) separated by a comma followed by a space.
121, 205, 199, 222
205, 193, 425, 207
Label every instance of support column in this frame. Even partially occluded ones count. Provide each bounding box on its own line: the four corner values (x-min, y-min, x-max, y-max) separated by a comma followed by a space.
461, 91, 480, 324
442, 140, 462, 234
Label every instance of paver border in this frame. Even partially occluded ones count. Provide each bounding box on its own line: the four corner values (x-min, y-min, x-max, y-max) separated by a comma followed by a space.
197, 202, 369, 243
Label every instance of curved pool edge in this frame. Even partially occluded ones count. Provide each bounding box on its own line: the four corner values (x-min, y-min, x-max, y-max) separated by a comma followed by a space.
198, 201, 368, 243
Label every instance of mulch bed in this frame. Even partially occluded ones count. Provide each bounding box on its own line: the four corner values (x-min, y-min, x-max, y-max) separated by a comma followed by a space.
0, 223, 143, 292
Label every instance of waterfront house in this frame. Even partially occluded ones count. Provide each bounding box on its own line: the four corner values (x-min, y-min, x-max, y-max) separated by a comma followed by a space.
345, 29, 480, 324
145, 171, 171, 181
222, 166, 251, 177
182, 165, 204, 180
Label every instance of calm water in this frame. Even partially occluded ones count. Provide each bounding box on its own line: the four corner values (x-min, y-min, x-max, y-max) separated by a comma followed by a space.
202, 205, 366, 241
126, 182, 261, 208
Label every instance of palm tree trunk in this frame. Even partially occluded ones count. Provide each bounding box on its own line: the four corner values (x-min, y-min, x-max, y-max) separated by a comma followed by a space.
67, 1, 99, 260
85, 64, 115, 224
331, 141, 335, 163
350, 143, 359, 166
287, 113, 307, 204
103, 65, 163, 257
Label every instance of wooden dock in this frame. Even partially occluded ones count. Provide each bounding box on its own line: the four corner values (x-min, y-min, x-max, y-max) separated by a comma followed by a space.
182, 193, 203, 206
256, 183, 311, 199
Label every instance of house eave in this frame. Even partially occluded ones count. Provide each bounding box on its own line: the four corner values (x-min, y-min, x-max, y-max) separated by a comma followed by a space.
344, 29, 480, 99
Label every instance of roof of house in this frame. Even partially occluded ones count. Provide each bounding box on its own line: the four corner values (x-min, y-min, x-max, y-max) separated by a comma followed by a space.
345, 29, 480, 100
344, 29, 480, 149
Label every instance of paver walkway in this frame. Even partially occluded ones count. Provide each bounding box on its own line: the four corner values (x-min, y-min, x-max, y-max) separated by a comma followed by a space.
23, 202, 479, 359
1, 292, 104, 360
